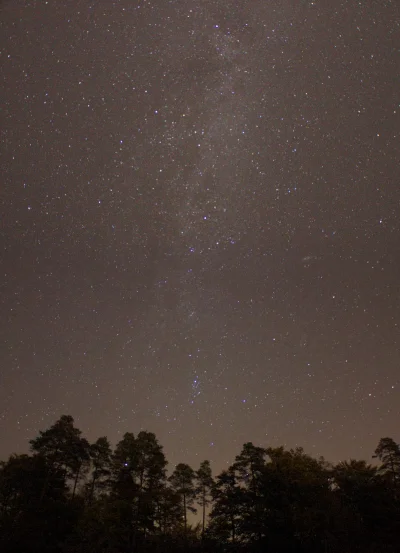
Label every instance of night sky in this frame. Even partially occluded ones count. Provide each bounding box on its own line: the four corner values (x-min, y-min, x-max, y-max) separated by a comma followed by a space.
1, 0, 399, 471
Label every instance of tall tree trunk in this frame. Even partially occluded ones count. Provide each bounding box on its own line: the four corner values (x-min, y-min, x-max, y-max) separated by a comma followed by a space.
72, 464, 81, 499
89, 473, 97, 503
390, 455, 396, 486
183, 492, 187, 536
39, 466, 53, 503
202, 489, 206, 539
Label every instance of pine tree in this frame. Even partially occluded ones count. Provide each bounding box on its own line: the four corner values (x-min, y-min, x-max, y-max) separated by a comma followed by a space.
169, 463, 197, 536
29, 415, 90, 499
195, 460, 213, 538
374, 437, 400, 487
87, 437, 112, 501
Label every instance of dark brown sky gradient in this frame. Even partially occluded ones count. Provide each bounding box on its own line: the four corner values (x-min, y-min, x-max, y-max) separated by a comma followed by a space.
1, 0, 399, 471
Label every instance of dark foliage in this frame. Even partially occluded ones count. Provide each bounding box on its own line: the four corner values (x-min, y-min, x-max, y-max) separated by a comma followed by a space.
0, 415, 399, 553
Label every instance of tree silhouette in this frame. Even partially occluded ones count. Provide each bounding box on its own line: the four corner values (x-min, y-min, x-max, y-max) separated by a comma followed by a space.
332, 457, 400, 552
29, 415, 90, 499
169, 463, 197, 537
1, 416, 399, 553
154, 486, 182, 535
0, 453, 78, 553
195, 460, 213, 539
374, 437, 400, 488
208, 467, 243, 545
87, 437, 112, 502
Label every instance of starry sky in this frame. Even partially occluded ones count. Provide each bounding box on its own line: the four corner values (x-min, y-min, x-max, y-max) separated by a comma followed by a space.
1, 0, 399, 471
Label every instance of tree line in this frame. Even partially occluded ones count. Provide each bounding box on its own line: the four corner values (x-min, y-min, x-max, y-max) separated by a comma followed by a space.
0, 415, 399, 553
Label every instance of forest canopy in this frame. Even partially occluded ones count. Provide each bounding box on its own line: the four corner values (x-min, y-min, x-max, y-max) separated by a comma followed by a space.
0, 415, 399, 553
